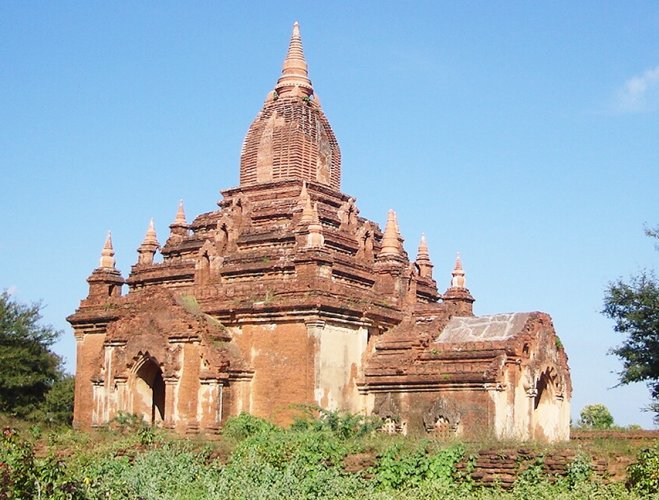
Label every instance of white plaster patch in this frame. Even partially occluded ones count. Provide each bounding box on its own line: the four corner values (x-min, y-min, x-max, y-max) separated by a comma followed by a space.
436, 313, 532, 343
314, 324, 368, 413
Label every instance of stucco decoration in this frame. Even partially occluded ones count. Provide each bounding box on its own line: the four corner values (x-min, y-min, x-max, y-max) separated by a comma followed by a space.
423, 398, 461, 436
373, 393, 400, 421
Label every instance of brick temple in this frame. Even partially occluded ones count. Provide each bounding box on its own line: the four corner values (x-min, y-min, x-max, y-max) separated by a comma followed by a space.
68, 23, 571, 441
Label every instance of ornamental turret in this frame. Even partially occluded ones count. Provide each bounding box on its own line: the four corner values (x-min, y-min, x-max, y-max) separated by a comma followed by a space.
136, 219, 160, 265
306, 202, 324, 248
416, 234, 433, 279
170, 200, 188, 236
99, 231, 116, 270
443, 252, 474, 317
378, 210, 404, 259
85, 232, 124, 300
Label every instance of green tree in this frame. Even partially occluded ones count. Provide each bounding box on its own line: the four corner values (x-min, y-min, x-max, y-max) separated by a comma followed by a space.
578, 403, 614, 429
602, 226, 659, 423
0, 290, 71, 421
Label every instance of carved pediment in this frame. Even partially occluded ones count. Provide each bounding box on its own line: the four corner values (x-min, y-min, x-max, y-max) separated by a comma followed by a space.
373, 393, 400, 420
423, 397, 461, 432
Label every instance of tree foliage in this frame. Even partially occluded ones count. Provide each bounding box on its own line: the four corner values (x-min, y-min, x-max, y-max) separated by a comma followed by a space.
602, 226, 659, 422
0, 290, 72, 422
578, 404, 614, 429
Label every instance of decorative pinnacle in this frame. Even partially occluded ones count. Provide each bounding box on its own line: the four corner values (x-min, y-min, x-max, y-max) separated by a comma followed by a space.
173, 199, 187, 226
306, 202, 324, 248
298, 181, 310, 207
301, 193, 315, 224
99, 231, 115, 269
137, 219, 159, 265
143, 218, 159, 245
380, 209, 402, 257
417, 233, 430, 260
450, 252, 466, 288
275, 21, 313, 97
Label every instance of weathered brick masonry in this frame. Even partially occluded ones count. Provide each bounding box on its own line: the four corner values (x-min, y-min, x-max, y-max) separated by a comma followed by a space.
69, 22, 571, 440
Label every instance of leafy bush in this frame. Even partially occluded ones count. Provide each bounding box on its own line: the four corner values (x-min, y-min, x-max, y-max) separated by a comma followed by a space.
0, 427, 82, 499
218, 428, 368, 498
80, 442, 224, 500
372, 441, 465, 491
563, 454, 593, 489
221, 412, 276, 440
290, 405, 382, 438
628, 443, 659, 495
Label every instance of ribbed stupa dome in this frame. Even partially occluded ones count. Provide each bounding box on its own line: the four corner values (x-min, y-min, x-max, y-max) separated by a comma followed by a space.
239, 22, 341, 191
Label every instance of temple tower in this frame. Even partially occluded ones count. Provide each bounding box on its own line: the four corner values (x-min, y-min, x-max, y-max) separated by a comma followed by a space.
239, 22, 341, 190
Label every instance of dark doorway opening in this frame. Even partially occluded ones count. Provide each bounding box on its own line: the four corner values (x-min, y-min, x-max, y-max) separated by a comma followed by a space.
135, 358, 165, 424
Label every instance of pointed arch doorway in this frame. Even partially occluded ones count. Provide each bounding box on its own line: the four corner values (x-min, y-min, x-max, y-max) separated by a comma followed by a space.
133, 357, 165, 425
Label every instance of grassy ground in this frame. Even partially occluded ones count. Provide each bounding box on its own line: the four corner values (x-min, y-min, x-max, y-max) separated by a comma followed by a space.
1, 413, 658, 499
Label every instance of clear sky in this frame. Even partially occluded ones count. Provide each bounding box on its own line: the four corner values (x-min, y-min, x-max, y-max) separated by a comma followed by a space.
2, 1, 658, 428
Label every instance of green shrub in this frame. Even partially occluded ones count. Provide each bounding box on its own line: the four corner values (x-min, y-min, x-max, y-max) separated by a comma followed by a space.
628, 443, 659, 495
291, 405, 382, 438
0, 427, 82, 499
221, 412, 277, 440
563, 454, 593, 489
217, 428, 368, 498
372, 442, 465, 491
511, 456, 547, 496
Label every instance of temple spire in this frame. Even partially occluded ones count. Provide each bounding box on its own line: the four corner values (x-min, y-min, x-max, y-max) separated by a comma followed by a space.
275, 21, 313, 97
417, 234, 429, 259
144, 219, 158, 245
443, 251, 474, 316
450, 252, 466, 289
169, 200, 189, 240
174, 199, 186, 225
99, 231, 115, 269
416, 234, 433, 278
137, 219, 160, 265
86, 230, 124, 301
379, 210, 403, 257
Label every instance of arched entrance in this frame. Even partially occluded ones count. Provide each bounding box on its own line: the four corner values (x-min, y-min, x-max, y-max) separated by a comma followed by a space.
533, 369, 559, 440
133, 357, 165, 425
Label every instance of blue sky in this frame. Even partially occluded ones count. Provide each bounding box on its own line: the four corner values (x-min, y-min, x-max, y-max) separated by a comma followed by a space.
2, 1, 658, 428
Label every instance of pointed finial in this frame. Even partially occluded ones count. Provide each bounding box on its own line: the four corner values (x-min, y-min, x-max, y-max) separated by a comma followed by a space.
275, 22, 313, 97
301, 193, 315, 224
143, 218, 158, 245
169, 200, 189, 238
450, 252, 466, 288
417, 234, 429, 259
380, 209, 402, 257
137, 219, 160, 265
298, 181, 310, 207
415, 233, 433, 278
306, 202, 324, 248
174, 199, 186, 225
99, 231, 115, 269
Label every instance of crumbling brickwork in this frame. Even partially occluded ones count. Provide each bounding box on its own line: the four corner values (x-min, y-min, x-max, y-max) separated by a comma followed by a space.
68, 22, 571, 441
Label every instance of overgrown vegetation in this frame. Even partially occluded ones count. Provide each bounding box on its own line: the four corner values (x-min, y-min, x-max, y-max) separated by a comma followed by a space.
1, 411, 657, 499
627, 442, 659, 495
